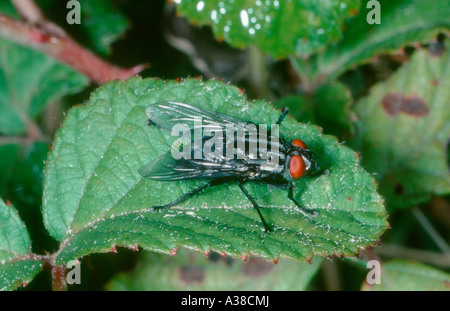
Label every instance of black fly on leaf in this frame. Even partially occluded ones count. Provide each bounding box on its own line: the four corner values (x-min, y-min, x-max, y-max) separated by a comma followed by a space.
139, 102, 320, 232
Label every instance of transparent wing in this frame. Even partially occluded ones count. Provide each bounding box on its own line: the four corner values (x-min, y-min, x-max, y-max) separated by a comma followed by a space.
140, 102, 286, 181
138, 151, 250, 181
145, 101, 248, 133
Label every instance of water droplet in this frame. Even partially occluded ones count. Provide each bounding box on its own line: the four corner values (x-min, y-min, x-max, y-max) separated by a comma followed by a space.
196, 1, 204, 12
240, 10, 249, 27
211, 10, 218, 21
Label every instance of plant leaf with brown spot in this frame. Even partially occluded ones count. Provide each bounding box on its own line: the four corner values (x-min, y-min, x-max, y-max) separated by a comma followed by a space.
106, 249, 322, 290
350, 44, 450, 210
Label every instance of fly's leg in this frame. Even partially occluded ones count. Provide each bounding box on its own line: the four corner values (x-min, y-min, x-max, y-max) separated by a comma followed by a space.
276, 107, 290, 125
236, 181, 272, 233
288, 182, 318, 217
152, 180, 216, 210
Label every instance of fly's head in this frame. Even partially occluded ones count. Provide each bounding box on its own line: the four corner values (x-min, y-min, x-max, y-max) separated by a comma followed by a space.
284, 139, 320, 181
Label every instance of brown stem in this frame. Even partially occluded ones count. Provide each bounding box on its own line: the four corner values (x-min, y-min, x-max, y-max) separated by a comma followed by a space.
51, 265, 68, 291
0, 13, 145, 84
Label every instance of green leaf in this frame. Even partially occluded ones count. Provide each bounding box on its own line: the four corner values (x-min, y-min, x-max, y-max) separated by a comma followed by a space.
174, 0, 360, 58
350, 45, 450, 210
0, 38, 88, 135
107, 249, 322, 290
42, 77, 388, 264
362, 260, 450, 291
0, 199, 43, 291
313, 0, 450, 82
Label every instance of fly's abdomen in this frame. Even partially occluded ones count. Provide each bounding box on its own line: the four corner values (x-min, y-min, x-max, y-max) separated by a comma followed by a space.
189, 125, 287, 179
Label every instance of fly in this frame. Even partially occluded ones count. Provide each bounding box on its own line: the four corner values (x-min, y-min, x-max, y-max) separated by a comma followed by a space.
139, 101, 320, 232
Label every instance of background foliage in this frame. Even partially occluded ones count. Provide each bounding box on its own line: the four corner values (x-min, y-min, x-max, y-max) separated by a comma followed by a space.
0, 0, 449, 291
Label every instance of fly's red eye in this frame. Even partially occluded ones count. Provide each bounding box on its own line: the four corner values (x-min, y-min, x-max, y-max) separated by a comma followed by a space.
292, 139, 307, 149
289, 155, 306, 179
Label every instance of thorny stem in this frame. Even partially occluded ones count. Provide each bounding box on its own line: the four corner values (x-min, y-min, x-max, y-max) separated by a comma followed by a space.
0, 5, 145, 84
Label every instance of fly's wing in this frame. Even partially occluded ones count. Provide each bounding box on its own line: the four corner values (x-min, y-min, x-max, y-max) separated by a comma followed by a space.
145, 101, 248, 133
141, 102, 251, 181
138, 151, 250, 181
138, 152, 184, 180
141, 101, 286, 181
